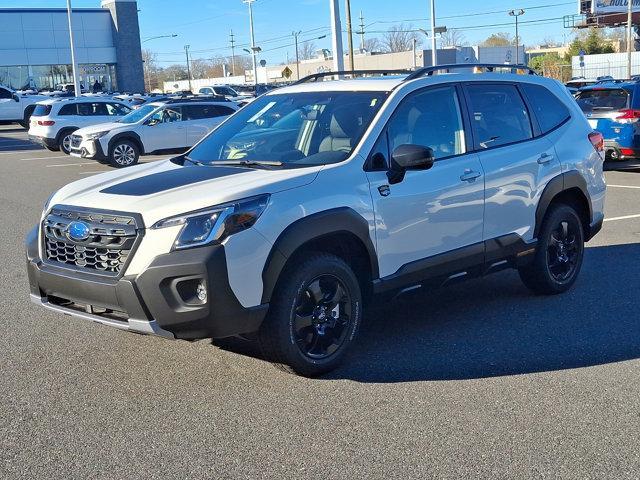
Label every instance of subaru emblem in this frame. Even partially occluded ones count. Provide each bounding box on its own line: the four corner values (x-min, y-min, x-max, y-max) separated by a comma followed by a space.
67, 221, 90, 241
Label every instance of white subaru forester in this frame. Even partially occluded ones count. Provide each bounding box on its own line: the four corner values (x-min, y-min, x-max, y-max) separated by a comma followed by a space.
26, 65, 606, 376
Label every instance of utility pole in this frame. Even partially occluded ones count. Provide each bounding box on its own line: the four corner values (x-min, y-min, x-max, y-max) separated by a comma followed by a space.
184, 44, 192, 91
244, 0, 258, 85
292, 31, 301, 80
627, 0, 633, 79
230, 29, 236, 76
345, 0, 355, 71
329, 0, 345, 72
508, 9, 525, 65
66, 0, 81, 97
359, 10, 365, 52
430, 0, 437, 66
412, 38, 417, 68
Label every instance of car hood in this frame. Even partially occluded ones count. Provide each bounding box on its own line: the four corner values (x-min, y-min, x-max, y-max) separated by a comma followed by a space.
47, 159, 323, 226
75, 122, 129, 136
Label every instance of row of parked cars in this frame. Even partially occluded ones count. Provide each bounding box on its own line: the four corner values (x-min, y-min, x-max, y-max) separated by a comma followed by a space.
567, 76, 640, 169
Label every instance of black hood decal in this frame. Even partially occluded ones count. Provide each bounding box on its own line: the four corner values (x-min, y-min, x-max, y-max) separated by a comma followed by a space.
100, 166, 251, 196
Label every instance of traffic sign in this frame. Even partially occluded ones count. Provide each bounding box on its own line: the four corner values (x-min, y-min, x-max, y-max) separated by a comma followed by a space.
282, 66, 293, 79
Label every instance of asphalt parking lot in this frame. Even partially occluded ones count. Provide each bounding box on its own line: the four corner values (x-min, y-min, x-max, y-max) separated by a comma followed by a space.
1, 123, 639, 479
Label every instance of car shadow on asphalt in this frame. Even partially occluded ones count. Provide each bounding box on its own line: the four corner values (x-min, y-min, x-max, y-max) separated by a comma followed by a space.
215, 243, 640, 382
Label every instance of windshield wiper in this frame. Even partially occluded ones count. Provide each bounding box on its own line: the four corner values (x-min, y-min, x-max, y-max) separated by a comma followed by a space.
211, 160, 284, 168
184, 156, 205, 166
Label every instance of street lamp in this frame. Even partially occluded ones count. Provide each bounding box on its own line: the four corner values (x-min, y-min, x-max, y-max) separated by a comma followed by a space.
243, 0, 259, 85
292, 32, 327, 80
508, 9, 525, 65
142, 34, 178, 44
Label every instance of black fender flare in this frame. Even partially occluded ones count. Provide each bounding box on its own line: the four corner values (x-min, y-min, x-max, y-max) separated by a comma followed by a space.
535, 171, 592, 238
260, 207, 379, 303
108, 132, 145, 155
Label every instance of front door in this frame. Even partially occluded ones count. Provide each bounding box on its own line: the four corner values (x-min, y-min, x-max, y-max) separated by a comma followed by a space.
143, 106, 187, 152
0, 87, 20, 121
366, 84, 485, 278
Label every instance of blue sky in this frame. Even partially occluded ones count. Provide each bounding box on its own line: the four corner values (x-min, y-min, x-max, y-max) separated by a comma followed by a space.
2, 0, 584, 65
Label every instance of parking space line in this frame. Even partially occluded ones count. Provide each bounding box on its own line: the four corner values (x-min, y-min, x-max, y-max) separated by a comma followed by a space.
46, 162, 96, 167
78, 171, 107, 175
607, 184, 640, 190
604, 213, 640, 222
21, 155, 69, 161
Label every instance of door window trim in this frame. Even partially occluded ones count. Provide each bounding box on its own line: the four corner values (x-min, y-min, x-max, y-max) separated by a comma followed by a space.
364, 83, 471, 171
461, 81, 542, 152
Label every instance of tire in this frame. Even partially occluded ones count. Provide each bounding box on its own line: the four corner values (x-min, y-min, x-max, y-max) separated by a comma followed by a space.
57, 129, 76, 155
108, 139, 139, 168
19, 106, 36, 129
258, 253, 362, 377
518, 204, 585, 295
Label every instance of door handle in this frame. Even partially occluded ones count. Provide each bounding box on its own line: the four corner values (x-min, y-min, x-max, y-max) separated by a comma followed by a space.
537, 153, 554, 164
460, 169, 481, 182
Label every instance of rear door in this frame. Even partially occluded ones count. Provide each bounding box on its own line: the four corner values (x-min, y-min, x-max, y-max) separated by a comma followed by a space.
183, 104, 236, 146
464, 82, 561, 245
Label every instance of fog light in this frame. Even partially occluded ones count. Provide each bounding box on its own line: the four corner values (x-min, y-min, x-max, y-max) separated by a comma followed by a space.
196, 282, 207, 302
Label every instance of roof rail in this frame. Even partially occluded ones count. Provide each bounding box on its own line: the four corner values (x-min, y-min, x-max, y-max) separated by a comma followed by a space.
404, 63, 537, 81
294, 69, 411, 85
163, 95, 230, 104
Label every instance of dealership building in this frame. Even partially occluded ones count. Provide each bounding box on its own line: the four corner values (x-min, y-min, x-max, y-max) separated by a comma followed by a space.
0, 0, 144, 92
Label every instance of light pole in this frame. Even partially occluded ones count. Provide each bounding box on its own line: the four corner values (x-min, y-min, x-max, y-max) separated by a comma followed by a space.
142, 34, 177, 43
508, 9, 525, 65
184, 45, 192, 92
430, 0, 437, 66
292, 31, 302, 80
66, 0, 81, 97
329, 0, 345, 72
142, 34, 177, 93
243, 0, 259, 85
627, 0, 633, 79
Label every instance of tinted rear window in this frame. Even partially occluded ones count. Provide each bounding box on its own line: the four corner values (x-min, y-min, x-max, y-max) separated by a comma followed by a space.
576, 89, 629, 112
32, 104, 52, 117
58, 103, 78, 115
521, 84, 571, 134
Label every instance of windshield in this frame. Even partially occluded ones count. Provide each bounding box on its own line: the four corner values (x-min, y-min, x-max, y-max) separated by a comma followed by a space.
187, 91, 388, 166
216, 86, 238, 97
577, 89, 629, 112
118, 104, 158, 124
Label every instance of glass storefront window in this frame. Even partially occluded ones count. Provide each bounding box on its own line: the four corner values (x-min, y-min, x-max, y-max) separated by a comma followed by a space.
0, 64, 117, 92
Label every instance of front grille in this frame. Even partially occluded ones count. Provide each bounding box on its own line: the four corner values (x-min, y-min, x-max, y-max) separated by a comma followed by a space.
43, 207, 140, 276
70, 135, 82, 148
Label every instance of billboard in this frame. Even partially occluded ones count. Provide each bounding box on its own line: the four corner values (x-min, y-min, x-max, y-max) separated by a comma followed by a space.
592, 0, 640, 14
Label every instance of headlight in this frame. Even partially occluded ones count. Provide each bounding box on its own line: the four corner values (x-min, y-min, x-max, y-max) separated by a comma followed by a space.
43, 192, 55, 214
86, 131, 109, 140
151, 194, 270, 250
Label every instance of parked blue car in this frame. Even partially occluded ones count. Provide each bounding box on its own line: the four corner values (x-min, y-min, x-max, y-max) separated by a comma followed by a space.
576, 81, 640, 169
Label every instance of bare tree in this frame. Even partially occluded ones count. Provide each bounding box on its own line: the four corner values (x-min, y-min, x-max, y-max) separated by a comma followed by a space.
382, 23, 421, 53
363, 37, 382, 52
480, 32, 514, 47
298, 41, 317, 61
440, 30, 467, 47
142, 49, 161, 90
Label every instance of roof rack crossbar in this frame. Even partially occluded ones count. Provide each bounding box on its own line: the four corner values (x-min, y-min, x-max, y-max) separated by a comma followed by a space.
404, 63, 537, 82
294, 69, 412, 85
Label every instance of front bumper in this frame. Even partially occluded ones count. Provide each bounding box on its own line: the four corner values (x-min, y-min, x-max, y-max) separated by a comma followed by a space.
70, 139, 108, 161
26, 226, 268, 340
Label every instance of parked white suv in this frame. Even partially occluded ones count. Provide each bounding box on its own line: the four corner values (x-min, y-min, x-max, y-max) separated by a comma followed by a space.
28, 98, 132, 154
0, 85, 46, 127
26, 65, 606, 376
69, 99, 238, 167
197, 85, 251, 101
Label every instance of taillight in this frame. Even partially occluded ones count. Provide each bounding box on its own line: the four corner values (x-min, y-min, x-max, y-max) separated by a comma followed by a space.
588, 131, 604, 153
620, 148, 634, 156
615, 109, 640, 120
37, 120, 55, 126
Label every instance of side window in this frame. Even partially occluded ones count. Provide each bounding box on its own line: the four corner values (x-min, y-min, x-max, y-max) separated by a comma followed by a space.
160, 107, 182, 123
106, 103, 131, 116
182, 105, 206, 120
0, 88, 12, 99
92, 103, 109, 116
521, 83, 571, 134
466, 84, 533, 149
58, 103, 78, 115
211, 105, 236, 117
76, 103, 92, 116
386, 85, 466, 159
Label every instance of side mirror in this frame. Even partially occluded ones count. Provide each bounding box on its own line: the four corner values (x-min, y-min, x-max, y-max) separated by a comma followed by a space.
146, 118, 159, 126
387, 144, 434, 184
12, 93, 20, 102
